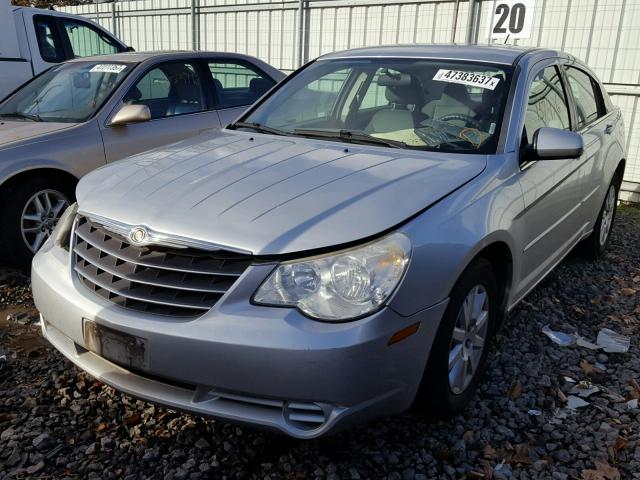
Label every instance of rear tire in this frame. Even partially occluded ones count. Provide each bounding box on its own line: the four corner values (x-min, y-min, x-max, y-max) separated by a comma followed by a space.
0, 177, 75, 270
579, 176, 620, 260
414, 258, 499, 418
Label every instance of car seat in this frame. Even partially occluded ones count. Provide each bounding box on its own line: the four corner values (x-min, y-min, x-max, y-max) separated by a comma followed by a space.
422, 83, 478, 126
166, 75, 203, 116
364, 73, 424, 133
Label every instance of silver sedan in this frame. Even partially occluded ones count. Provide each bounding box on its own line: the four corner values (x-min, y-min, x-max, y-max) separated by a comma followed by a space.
32, 45, 626, 438
0, 51, 284, 267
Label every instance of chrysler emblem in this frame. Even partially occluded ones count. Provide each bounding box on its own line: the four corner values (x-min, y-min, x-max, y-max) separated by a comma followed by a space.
129, 226, 148, 244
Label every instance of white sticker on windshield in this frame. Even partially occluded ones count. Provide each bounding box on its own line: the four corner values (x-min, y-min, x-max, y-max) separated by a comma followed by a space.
433, 69, 500, 90
90, 64, 127, 74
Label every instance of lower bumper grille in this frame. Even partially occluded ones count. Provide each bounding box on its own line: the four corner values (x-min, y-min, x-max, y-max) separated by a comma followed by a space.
72, 215, 251, 317
212, 391, 329, 430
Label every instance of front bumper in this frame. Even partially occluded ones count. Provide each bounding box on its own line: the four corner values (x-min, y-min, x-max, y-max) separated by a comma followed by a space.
32, 243, 447, 439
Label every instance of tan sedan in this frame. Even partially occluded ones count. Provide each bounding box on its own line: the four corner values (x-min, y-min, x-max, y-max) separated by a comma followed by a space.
0, 51, 284, 267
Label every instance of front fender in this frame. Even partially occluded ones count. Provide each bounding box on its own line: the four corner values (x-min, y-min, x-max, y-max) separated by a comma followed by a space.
390, 154, 523, 317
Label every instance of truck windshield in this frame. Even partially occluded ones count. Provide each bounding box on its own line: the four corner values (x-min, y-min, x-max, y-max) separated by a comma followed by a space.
239, 58, 513, 153
0, 61, 131, 123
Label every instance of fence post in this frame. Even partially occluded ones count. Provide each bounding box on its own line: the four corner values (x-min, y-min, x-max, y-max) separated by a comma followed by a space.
465, 0, 477, 44
191, 0, 199, 50
111, 0, 117, 37
298, 0, 306, 67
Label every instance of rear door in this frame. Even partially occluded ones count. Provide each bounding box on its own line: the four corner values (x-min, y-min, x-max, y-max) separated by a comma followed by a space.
563, 66, 617, 224
516, 62, 586, 297
205, 59, 277, 126
100, 60, 221, 162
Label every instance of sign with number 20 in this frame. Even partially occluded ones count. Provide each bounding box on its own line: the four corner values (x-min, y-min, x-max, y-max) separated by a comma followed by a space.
490, 0, 536, 40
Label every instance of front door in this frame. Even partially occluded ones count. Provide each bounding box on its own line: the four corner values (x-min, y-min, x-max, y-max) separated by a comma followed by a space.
515, 64, 586, 297
101, 61, 221, 162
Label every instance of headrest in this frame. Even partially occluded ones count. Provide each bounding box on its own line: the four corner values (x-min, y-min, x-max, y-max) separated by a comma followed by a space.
172, 78, 201, 102
378, 73, 422, 106
249, 77, 272, 95
443, 83, 472, 104
377, 73, 412, 87
212, 78, 223, 91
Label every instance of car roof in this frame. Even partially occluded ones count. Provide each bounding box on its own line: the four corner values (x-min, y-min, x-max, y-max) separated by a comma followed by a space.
67, 50, 265, 64
319, 44, 564, 66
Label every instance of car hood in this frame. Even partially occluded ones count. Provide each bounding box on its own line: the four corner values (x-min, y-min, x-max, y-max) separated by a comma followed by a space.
77, 130, 486, 255
0, 119, 74, 147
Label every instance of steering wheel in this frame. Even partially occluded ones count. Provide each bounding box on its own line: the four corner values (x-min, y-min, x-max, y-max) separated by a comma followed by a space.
438, 113, 481, 129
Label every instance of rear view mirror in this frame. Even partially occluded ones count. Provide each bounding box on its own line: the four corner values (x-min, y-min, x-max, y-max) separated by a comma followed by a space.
110, 104, 151, 126
527, 127, 584, 160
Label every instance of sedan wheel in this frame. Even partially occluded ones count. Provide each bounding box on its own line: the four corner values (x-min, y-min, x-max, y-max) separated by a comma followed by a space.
415, 258, 498, 417
599, 183, 616, 247
0, 177, 75, 269
448, 285, 490, 395
21, 189, 70, 253
579, 175, 619, 259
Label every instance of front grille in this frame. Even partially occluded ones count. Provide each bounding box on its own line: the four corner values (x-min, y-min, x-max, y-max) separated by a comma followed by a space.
72, 216, 251, 317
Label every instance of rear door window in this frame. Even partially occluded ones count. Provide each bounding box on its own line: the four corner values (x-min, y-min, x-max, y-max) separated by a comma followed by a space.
208, 61, 275, 109
564, 67, 604, 129
33, 16, 65, 63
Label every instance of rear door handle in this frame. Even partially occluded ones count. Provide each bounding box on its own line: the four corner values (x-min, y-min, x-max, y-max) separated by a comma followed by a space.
605, 124, 614, 134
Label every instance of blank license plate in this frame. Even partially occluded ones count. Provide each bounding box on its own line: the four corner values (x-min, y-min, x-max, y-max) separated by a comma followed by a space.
84, 320, 147, 370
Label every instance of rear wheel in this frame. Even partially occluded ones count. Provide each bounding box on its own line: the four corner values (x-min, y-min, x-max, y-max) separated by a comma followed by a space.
0, 177, 75, 269
579, 176, 619, 259
414, 258, 499, 417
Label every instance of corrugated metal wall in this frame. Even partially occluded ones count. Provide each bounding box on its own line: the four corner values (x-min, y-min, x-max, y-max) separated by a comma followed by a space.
60, 0, 640, 201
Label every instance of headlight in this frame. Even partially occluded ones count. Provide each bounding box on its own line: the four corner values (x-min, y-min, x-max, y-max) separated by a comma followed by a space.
253, 232, 411, 321
51, 202, 78, 251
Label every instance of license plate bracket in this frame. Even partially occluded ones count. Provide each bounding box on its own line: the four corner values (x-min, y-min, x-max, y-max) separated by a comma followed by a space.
84, 320, 147, 370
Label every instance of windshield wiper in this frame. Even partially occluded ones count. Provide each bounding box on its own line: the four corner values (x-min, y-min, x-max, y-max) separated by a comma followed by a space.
0, 112, 42, 122
293, 128, 407, 149
229, 121, 289, 136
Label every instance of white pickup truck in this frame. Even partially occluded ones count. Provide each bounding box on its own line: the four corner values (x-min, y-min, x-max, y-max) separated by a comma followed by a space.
0, 1, 128, 100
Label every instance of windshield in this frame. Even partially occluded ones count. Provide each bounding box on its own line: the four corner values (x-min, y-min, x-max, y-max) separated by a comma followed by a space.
240, 58, 512, 153
0, 61, 131, 123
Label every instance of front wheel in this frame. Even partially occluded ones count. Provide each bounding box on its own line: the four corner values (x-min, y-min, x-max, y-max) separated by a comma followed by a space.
0, 177, 75, 269
580, 177, 619, 259
414, 258, 499, 417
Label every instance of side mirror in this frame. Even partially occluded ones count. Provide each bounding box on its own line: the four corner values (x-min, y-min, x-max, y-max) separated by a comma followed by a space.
526, 127, 584, 160
110, 104, 151, 127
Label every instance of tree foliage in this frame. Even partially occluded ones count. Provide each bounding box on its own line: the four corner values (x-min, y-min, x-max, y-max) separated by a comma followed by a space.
11, 0, 99, 8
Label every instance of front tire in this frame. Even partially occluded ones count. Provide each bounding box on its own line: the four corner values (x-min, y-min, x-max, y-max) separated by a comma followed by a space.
580, 176, 619, 259
0, 177, 75, 269
414, 258, 499, 418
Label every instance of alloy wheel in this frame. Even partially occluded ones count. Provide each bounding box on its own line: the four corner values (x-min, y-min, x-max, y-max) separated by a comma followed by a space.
448, 284, 490, 395
20, 189, 70, 253
599, 184, 616, 246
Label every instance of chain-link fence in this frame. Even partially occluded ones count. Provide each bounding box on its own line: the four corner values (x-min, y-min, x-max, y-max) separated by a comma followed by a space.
60, 0, 640, 201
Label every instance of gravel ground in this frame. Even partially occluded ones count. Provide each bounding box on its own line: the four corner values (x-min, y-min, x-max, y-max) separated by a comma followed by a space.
1, 205, 639, 480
